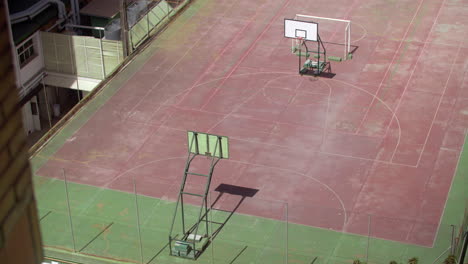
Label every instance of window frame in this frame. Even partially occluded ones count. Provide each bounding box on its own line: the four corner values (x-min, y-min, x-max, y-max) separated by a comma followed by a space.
17, 38, 37, 68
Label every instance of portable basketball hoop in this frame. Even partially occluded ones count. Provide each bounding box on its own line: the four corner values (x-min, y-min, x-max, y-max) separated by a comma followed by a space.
168, 131, 229, 260
284, 18, 329, 76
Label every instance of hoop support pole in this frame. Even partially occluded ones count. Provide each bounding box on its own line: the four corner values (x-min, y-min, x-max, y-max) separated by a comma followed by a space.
344, 25, 347, 59
347, 23, 351, 56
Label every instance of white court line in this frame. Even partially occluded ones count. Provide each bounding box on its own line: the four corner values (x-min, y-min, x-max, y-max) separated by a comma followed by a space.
123, 71, 406, 166
320, 79, 333, 151
199, 0, 294, 111
236, 65, 294, 73
407, 89, 457, 96
414, 29, 467, 168
260, 79, 332, 107
173, 0, 269, 107
205, 74, 299, 133
144, 71, 297, 122
322, 0, 359, 47
41, 74, 412, 240
327, 78, 403, 163
357, 10, 464, 241
108, 74, 304, 215
136, 71, 295, 127
44, 71, 409, 192
124, 0, 241, 124
109, 156, 186, 185
261, 83, 329, 94
318, 150, 415, 168
89, 145, 349, 238
354, 0, 428, 135
388, 0, 451, 164
137, 122, 416, 168
429, 128, 468, 248
197, 75, 400, 146
128, 108, 387, 141
84, 156, 185, 215
35, 154, 122, 173
228, 159, 348, 227
267, 78, 305, 137
402, 39, 462, 47
257, 92, 328, 108
350, 21, 368, 44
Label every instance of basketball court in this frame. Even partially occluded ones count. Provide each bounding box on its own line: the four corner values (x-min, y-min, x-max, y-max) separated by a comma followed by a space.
32, 0, 468, 262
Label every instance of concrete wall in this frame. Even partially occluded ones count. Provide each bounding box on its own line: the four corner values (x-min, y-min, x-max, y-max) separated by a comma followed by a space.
0, 1, 44, 263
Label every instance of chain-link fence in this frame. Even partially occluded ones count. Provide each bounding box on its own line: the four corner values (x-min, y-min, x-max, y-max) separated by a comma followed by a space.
128, 0, 190, 51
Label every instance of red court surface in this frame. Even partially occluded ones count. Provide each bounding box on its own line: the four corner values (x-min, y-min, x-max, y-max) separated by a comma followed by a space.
37, 0, 468, 247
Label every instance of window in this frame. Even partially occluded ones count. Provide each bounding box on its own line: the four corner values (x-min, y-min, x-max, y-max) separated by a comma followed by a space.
17, 39, 36, 68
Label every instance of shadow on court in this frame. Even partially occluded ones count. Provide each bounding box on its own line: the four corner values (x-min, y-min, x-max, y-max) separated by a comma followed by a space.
209, 184, 259, 239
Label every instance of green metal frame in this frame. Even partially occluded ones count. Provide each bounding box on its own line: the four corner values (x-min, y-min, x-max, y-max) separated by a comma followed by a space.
168, 131, 229, 259
298, 34, 329, 76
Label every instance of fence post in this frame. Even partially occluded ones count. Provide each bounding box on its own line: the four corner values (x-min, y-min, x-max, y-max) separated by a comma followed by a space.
451, 225, 456, 255
99, 30, 106, 79
285, 202, 289, 264
209, 191, 214, 264
366, 214, 371, 263
133, 177, 144, 263
146, 4, 150, 39
63, 169, 77, 252
120, 0, 130, 56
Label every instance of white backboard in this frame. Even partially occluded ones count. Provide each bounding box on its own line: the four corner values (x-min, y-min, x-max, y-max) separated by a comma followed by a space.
284, 19, 318, 41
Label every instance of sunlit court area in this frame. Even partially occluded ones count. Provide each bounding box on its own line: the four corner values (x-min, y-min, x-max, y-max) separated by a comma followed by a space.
0, 0, 467, 263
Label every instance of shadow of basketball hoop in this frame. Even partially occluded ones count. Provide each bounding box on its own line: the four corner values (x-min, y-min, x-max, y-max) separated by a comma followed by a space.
208, 184, 259, 240
303, 70, 336, 79
300, 63, 336, 79
317, 71, 336, 79
350, 44, 359, 55
322, 41, 359, 55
